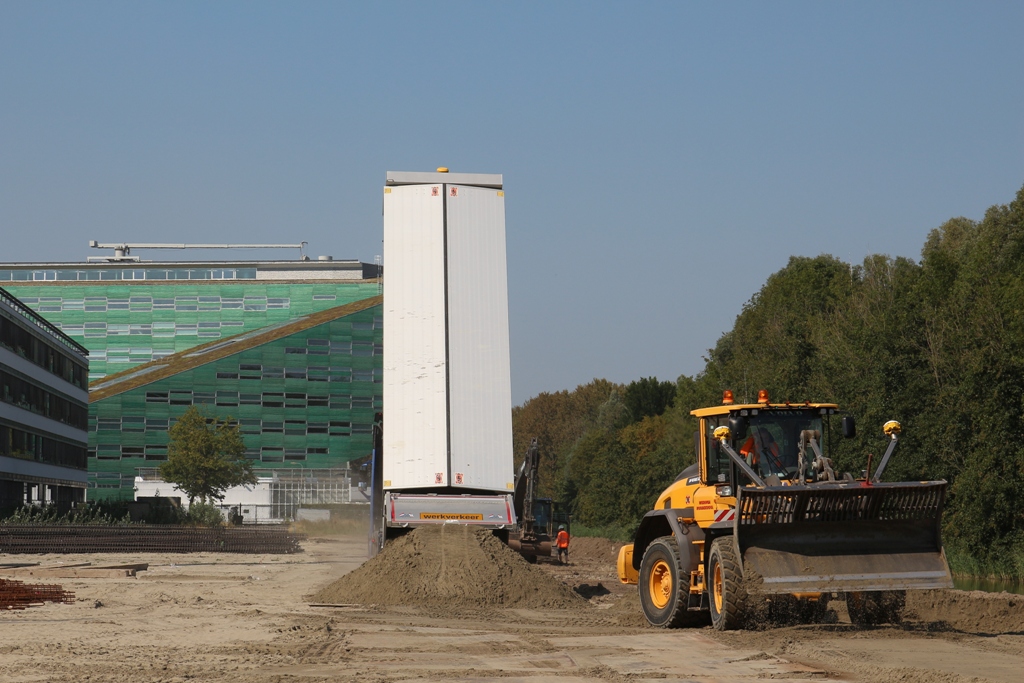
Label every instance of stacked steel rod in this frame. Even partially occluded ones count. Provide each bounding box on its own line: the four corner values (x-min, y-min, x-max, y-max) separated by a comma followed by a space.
0, 525, 306, 554
0, 578, 75, 610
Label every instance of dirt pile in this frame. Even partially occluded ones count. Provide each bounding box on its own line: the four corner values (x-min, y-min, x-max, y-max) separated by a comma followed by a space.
311, 525, 587, 610
563, 536, 622, 565
906, 589, 1024, 633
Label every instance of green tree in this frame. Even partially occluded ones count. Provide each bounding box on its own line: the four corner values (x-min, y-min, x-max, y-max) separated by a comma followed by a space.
512, 379, 618, 498
159, 407, 255, 507
622, 377, 676, 422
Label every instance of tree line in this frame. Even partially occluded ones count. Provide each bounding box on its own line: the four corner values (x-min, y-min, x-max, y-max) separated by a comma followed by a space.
513, 183, 1024, 579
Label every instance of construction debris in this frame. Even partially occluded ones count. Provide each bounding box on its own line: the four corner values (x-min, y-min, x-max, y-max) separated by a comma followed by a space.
0, 578, 75, 611
0, 525, 305, 554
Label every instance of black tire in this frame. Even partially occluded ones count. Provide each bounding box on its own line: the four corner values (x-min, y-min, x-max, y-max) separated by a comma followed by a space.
846, 590, 906, 625
638, 536, 705, 628
708, 537, 747, 631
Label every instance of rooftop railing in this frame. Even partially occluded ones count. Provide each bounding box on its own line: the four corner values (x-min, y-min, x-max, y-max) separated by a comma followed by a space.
0, 286, 89, 357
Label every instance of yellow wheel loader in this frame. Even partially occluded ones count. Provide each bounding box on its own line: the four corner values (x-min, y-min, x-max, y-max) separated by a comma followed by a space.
616, 390, 952, 630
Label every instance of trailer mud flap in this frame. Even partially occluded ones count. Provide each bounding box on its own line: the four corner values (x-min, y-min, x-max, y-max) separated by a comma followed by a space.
735, 482, 952, 594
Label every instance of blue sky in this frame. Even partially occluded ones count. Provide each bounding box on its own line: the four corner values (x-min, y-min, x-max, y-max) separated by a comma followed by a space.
2, 2, 1022, 404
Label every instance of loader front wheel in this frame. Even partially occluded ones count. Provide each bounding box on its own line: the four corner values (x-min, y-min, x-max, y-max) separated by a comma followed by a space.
638, 536, 705, 628
708, 537, 747, 631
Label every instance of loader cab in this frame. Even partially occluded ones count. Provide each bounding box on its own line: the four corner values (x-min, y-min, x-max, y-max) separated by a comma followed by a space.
694, 398, 839, 487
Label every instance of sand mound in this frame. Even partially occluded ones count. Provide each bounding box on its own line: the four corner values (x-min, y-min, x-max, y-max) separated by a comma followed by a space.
906, 589, 1024, 634
562, 536, 623, 565
311, 525, 587, 610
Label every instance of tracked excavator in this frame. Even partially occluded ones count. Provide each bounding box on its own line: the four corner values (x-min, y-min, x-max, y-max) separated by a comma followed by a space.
508, 438, 561, 562
616, 390, 952, 630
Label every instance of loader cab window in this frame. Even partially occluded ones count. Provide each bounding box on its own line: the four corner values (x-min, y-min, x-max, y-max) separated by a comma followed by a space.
738, 410, 825, 482
704, 416, 734, 485
705, 410, 827, 486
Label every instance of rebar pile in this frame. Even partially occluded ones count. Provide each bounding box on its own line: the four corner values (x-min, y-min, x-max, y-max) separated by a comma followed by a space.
0, 578, 75, 610
0, 525, 306, 554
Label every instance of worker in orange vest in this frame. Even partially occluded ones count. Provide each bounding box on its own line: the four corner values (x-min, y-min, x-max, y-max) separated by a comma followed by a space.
740, 426, 784, 475
555, 524, 570, 564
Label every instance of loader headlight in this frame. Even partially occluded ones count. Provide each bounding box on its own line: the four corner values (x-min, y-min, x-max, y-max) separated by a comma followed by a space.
716, 485, 733, 497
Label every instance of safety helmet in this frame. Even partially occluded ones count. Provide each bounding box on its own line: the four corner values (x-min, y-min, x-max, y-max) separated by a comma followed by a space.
558, 524, 566, 530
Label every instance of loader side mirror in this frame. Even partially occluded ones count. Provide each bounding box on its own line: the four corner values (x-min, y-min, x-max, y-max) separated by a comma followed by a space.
842, 416, 856, 439
729, 416, 748, 440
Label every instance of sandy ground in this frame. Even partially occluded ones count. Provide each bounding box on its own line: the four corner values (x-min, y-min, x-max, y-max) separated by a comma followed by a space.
1, 534, 1022, 683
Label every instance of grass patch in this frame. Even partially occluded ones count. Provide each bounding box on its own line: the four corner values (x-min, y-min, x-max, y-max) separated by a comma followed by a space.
568, 522, 634, 542
946, 544, 1024, 582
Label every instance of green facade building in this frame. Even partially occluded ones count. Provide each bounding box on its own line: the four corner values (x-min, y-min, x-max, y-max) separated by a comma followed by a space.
0, 259, 378, 381
1, 259, 382, 503
88, 298, 382, 501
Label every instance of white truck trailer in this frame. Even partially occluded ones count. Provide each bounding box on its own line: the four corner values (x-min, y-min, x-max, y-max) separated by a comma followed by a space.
374, 169, 516, 547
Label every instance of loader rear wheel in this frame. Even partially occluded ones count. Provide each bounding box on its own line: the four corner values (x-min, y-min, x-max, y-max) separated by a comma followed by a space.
638, 536, 705, 628
708, 537, 747, 631
846, 590, 906, 625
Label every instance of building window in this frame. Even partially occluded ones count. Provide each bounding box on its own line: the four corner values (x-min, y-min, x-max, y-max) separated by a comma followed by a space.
122, 416, 145, 432
261, 448, 283, 462
216, 391, 238, 407
146, 391, 168, 403
329, 421, 351, 436
239, 393, 261, 405
239, 364, 261, 380
145, 446, 168, 461
153, 322, 175, 337
240, 419, 261, 435
261, 392, 283, 408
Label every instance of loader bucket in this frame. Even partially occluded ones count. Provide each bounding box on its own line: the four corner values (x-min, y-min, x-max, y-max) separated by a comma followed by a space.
734, 481, 953, 594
